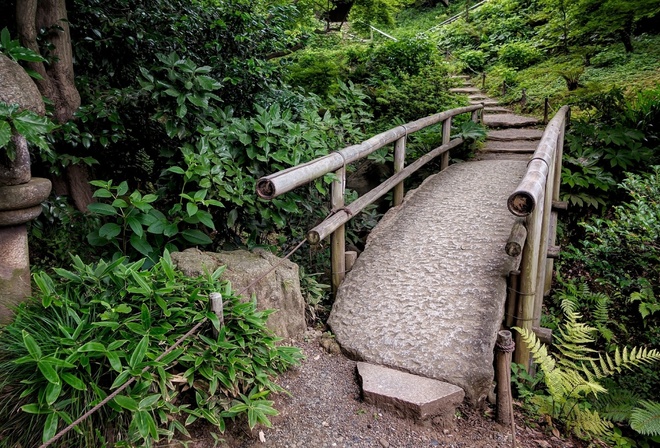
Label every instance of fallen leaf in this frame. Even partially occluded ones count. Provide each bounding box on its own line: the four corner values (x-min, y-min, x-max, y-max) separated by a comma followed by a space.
259, 430, 266, 443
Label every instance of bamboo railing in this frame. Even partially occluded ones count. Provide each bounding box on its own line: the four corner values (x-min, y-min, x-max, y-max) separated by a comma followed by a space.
257, 104, 483, 294
507, 105, 570, 369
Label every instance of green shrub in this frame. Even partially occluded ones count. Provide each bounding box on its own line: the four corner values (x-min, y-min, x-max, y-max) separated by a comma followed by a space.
364, 38, 439, 80
285, 51, 344, 98
0, 253, 302, 447
455, 49, 486, 72
498, 41, 542, 70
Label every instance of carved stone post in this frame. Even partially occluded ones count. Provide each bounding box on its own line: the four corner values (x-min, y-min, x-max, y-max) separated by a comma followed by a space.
0, 54, 52, 323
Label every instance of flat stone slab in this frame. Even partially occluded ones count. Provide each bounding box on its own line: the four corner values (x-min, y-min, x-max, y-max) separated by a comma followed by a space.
357, 362, 464, 420
484, 113, 539, 128
449, 87, 481, 94
470, 99, 499, 106
484, 106, 512, 114
487, 128, 544, 141
330, 160, 527, 406
483, 140, 538, 153
468, 94, 489, 100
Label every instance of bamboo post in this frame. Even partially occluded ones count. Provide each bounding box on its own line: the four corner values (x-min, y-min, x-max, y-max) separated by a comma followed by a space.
513, 201, 543, 368
481, 72, 486, 89
505, 219, 527, 257
496, 331, 517, 448
532, 156, 555, 327
543, 98, 549, 124
331, 165, 346, 296
544, 120, 567, 294
209, 292, 224, 337
441, 118, 451, 170
496, 331, 514, 426
506, 270, 520, 328
393, 136, 406, 206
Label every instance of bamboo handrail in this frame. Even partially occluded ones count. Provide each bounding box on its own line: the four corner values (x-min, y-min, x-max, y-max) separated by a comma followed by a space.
507, 106, 569, 216
506, 105, 569, 370
257, 104, 483, 294
256, 104, 482, 200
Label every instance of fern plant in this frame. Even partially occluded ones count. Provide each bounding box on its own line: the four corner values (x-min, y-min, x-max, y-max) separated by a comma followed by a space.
630, 400, 660, 436
515, 299, 660, 440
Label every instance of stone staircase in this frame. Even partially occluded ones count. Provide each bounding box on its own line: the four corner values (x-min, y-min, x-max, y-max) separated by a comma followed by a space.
349, 74, 541, 423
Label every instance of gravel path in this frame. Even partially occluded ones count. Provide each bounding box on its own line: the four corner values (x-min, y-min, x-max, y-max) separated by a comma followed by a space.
183, 335, 583, 448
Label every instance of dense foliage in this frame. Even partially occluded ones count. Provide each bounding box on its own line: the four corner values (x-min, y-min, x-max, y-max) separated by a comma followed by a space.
0, 253, 302, 447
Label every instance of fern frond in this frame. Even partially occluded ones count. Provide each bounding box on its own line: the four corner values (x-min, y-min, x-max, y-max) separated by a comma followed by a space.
630, 400, 660, 436
567, 405, 613, 439
594, 387, 640, 423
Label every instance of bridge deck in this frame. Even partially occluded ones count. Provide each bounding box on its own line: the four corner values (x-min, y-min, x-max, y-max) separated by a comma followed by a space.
328, 159, 527, 405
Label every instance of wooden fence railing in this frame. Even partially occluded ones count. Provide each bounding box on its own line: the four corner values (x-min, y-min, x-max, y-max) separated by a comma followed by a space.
506, 105, 570, 368
257, 104, 483, 294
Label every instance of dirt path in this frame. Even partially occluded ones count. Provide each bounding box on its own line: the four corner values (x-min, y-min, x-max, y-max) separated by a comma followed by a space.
183, 336, 584, 448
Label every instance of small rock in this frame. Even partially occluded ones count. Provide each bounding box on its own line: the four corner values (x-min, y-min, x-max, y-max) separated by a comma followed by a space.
319, 335, 342, 354
322, 421, 330, 427
379, 437, 389, 447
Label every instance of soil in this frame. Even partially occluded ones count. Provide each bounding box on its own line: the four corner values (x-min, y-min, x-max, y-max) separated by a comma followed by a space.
181, 332, 588, 448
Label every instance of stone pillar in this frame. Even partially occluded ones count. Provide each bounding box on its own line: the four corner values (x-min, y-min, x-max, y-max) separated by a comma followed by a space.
0, 54, 51, 323
0, 175, 51, 323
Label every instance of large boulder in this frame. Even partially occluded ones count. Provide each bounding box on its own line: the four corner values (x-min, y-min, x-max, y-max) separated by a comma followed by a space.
0, 54, 45, 115
171, 248, 306, 339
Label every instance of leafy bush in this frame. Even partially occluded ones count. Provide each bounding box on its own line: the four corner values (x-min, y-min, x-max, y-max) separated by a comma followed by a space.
498, 41, 542, 70
364, 38, 439, 80
285, 51, 344, 97
0, 253, 302, 447
515, 299, 660, 440
455, 49, 486, 72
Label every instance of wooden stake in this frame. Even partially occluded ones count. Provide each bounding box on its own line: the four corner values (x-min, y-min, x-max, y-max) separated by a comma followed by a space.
209, 292, 224, 337
496, 331, 513, 426
331, 165, 346, 296
393, 136, 406, 206
441, 118, 451, 170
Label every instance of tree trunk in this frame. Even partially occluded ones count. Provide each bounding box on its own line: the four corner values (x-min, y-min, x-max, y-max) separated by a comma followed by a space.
15, 0, 93, 212
16, 0, 80, 124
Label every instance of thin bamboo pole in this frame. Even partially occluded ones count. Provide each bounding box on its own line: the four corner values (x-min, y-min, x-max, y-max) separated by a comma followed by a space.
532, 153, 555, 327
308, 138, 464, 244
513, 201, 544, 369
441, 118, 451, 170
544, 118, 567, 295
257, 105, 481, 200
393, 137, 406, 206
331, 166, 346, 296
496, 331, 514, 427
505, 270, 520, 328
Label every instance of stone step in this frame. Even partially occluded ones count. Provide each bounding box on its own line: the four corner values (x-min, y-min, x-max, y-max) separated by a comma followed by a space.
449, 87, 481, 94
484, 106, 512, 114
475, 152, 532, 162
468, 94, 489, 101
483, 113, 540, 128
470, 99, 499, 106
450, 75, 470, 80
487, 128, 544, 141
483, 140, 539, 153
357, 362, 464, 422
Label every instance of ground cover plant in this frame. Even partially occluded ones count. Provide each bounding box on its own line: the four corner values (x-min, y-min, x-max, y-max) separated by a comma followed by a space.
0, 252, 302, 447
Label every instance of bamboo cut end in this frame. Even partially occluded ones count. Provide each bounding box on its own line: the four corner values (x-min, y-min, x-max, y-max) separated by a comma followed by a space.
256, 178, 276, 199
307, 230, 321, 245
507, 191, 535, 217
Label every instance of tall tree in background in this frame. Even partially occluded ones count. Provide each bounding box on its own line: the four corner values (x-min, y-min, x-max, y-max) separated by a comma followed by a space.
571, 0, 660, 52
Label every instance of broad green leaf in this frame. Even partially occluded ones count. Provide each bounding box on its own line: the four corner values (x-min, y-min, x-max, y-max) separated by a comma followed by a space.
186, 202, 198, 217
61, 372, 87, 391
129, 335, 149, 368
0, 120, 11, 148
42, 412, 59, 444
45, 381, 62, 405
22, 330, 42, 360
21, 403, 48, 414
113, 394, 139, 411
99, 223, 121, 239
130, 234, 153, 257
110, 370, 132, 389
138, 394, 161, 410
87, 202, 117, 216
38, 360, 60, 385
78, 342, 107, 353
181, 229, 212, 245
